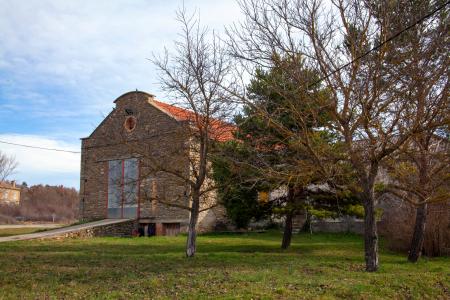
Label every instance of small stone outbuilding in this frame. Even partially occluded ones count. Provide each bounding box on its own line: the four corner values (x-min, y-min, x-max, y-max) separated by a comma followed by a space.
0, 181, 20, 205
79, 91, 231, 236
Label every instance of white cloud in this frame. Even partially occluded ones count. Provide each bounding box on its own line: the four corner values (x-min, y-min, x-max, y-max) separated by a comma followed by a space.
0, 0, 242, 188
0, 0, 242, 117
0, 134, 80, 188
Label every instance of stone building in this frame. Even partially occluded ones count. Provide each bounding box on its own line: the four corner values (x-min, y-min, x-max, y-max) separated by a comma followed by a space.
79, 91, 232, 236
0, 181, 20, 205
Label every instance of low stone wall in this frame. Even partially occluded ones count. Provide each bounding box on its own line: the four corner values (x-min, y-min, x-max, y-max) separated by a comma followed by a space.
40, 220, 137, 240
378, 198, 450, 256
311, 218, 365, 235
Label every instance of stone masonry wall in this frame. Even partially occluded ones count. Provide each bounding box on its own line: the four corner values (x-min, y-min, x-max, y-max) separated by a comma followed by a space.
311, 218, 365, 235
80, 91, 190, 225
79, 91, 229, 234
378, 196, 450, 256
40, 220, 137, 240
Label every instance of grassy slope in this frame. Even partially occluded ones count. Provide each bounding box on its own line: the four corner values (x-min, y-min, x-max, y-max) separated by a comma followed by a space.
0, 232, 448, 299
0, 227, 46, 237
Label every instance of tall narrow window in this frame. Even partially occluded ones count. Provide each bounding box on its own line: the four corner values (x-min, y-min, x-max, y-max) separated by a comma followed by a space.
123, 158, 138, 218
108, 158, 139, 219
108, 160, 122, 218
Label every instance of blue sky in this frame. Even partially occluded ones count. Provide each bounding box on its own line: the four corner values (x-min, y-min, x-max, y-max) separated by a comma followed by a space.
0, 0, 241, 188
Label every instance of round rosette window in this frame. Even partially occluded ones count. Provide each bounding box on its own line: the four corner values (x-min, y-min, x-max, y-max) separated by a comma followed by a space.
124, 116, 137, 132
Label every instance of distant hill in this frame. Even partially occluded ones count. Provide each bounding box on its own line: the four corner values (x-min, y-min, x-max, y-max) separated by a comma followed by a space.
0, 184, 78, 223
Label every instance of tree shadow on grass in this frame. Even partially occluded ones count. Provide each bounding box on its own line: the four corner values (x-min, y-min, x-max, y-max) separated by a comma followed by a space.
0, 242, 366, 272
1, 233, 422, 295
0, 243, 366, 274
0, 232, 367, 264
0, 232, 447, 300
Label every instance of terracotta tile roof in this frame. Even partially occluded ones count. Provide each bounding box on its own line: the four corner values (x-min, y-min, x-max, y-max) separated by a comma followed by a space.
150, 99, 236, 142
151, 99, 195, 122
209, 119, 236, 142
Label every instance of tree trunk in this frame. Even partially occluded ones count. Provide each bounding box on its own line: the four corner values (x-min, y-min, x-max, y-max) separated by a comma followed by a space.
409, 152, 429, 262
281, 211, 293, 249
408, 203, 428, 262
363, 191, 379, 272
186, 190, 200, 258
281, 186, 296, 249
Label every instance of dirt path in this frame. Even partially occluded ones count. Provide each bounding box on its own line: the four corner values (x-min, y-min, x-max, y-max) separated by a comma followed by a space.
0, 219, 130, 243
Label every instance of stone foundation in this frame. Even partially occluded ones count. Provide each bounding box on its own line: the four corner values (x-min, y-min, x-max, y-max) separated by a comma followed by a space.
40, 220, 137, 240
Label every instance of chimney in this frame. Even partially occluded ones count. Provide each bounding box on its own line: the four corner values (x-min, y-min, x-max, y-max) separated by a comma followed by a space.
11, 180, 15, 188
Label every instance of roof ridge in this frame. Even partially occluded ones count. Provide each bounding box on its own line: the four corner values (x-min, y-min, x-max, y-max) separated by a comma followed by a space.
148, 99, 236, 142
149, 99, 196, 122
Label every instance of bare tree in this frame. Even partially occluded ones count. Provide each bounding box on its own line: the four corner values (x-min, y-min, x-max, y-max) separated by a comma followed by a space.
152, 8, 236, 257
226, 0, 448, 271
371, 0, 449, 263
0, 151, 18, 182
384, 132, 449, 262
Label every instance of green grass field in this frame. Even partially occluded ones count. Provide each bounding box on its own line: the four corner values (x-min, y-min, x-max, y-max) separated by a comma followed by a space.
0, 227, 46, 237
0, 231, 448, 299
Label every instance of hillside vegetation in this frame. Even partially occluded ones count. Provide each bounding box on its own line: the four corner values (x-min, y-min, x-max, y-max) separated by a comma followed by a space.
0, 184, 78, 223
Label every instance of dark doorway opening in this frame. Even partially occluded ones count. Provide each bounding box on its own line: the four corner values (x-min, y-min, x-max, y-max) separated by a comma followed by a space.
147, 223, 156, 236
138, 223, 156, 237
